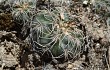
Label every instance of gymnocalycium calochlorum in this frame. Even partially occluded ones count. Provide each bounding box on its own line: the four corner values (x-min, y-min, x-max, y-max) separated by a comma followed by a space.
30, 7, 84, 58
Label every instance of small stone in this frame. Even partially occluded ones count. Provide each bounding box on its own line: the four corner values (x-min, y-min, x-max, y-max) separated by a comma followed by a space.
67, 64, 73, 69
83, 0, 88, 5
83, 0, 89, 7
58, 63, 66, 69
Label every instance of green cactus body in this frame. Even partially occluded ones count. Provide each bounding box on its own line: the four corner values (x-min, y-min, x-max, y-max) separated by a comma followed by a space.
31, 9, 84, 58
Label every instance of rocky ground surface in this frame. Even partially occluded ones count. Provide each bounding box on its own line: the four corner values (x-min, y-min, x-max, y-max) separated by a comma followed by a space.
0, 0, 110, 70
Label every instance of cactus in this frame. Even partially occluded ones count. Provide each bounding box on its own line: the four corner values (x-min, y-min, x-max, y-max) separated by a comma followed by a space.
30, 8, 84, 59
10, 0, 37, 38
11, 0, 36, 22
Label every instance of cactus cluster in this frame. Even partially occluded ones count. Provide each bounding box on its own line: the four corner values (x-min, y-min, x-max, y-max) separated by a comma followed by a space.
0, 0, 84, 59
